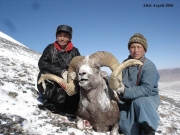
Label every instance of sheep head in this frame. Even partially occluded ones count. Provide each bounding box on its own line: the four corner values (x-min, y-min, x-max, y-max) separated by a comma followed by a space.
76, 55, 107, 90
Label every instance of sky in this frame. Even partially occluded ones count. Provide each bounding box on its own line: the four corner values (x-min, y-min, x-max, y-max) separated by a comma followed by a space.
0, 0, 180, 70
1, 35, 180, 134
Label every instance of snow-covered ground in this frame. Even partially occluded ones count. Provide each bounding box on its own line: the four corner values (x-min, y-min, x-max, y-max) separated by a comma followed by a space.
158, 82, 180, 135
0, 32, 180, 135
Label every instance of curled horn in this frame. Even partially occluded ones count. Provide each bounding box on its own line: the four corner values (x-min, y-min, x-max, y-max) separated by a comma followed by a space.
109, 59, 143, 90
89, 51, 119, 71
38, 56, 85, 96
89, 51, 143, 91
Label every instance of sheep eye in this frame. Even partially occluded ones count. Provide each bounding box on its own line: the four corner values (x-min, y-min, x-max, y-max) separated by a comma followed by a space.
94, 66, 99, 69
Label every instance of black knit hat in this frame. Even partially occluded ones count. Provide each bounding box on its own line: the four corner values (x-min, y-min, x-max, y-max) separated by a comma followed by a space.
128, 33, 148, 52
56, 25, 72, 37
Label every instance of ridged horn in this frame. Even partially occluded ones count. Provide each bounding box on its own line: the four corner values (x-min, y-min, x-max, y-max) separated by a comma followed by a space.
89, 51, 120, 71
38, 56, 85, 96
109, 59, 143, 90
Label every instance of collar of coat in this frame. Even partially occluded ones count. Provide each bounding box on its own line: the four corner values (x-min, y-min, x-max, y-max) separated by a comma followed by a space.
54, 41, 74, 52
127, 55, 146, 63
123, 55, 146, 67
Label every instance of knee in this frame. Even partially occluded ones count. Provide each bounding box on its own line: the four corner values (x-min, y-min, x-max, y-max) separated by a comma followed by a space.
132, 97, 149, 108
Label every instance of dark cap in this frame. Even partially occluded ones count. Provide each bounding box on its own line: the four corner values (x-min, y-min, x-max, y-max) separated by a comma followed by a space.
56, 25, 72, 37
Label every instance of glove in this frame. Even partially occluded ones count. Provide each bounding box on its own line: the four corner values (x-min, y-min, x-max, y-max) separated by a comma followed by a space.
69, 72, 77, 80
62, 70, 68, 82
114, 82, 125, 94
40, 74, 54, 94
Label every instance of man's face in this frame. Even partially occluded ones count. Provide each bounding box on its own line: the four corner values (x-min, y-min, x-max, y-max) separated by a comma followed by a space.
129, 43, 145, 60
56, 32, 71, 48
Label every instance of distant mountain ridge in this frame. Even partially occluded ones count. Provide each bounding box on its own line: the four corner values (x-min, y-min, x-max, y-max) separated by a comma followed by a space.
158, 68, 180, 76
158, 68, 180, 82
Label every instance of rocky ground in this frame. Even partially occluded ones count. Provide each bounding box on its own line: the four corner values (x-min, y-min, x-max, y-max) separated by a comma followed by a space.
0, 37, 180, 135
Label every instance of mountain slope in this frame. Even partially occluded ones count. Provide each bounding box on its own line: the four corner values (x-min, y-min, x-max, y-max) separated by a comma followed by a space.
0, 32, 180, 135
0, 32, 110, 135
0, 31, 27, 48
0, 36, 41, 63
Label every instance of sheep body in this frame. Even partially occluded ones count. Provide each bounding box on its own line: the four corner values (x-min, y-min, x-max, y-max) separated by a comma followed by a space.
75, 56, 119, 134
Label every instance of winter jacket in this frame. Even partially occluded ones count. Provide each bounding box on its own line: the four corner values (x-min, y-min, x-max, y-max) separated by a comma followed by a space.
118, 56, 161, 135
38, 43, 80, 78
37, 42, 80, 114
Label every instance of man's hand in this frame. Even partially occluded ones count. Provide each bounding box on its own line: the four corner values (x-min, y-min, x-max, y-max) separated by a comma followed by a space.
62, 71, 68, 82
114, 82, 125, 94
69, 72, 77, 80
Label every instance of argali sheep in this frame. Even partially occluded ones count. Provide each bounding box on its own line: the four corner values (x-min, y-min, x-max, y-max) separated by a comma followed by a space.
38, 51, 142, 135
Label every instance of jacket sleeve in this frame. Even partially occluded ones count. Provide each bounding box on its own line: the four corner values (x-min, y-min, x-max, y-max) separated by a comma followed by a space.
38, 45, 64, 77
123, 61, 160, 99
75, 48, 81, 56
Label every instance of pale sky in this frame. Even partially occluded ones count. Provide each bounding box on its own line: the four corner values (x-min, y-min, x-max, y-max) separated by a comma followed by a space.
0, 0, 180, 70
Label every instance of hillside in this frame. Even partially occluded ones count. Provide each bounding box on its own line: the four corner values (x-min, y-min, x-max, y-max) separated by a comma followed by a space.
0, 32, 180, 134
0, 36, 41, 62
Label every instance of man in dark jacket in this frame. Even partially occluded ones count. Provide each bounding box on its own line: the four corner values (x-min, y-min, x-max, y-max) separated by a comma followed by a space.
37, 25, 80, 117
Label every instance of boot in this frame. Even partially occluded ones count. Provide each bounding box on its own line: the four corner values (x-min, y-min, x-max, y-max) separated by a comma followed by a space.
139, 128, 145, 135
140, 122, 155, 135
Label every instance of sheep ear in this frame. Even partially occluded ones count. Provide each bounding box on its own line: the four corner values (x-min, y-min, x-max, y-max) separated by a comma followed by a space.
101, 71, 108, 78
